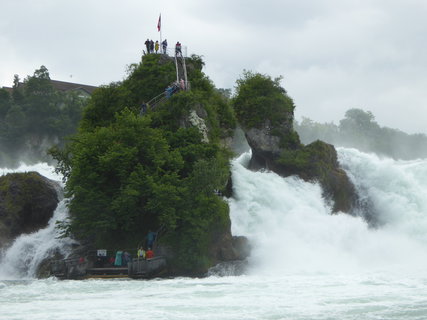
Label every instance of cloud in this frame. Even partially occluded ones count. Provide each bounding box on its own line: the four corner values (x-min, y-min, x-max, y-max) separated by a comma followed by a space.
1, 0, 426, 133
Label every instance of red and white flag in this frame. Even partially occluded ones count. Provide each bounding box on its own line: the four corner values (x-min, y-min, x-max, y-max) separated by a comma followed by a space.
157, 14, 161, 32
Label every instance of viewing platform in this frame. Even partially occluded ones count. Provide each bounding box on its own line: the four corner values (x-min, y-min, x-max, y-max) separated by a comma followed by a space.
51, 253, 167, 280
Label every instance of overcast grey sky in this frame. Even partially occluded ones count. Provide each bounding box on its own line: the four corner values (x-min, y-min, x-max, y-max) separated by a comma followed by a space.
1, 0, 426, 134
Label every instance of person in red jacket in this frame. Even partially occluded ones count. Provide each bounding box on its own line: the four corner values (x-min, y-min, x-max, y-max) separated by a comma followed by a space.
145, 248, 154, 259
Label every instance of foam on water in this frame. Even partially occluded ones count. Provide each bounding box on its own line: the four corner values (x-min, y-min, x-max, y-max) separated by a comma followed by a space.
1, 274, 427, 320
229, 149, 427, 275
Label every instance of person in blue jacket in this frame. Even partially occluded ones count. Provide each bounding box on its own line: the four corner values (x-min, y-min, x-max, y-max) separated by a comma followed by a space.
146, 231, 157, 248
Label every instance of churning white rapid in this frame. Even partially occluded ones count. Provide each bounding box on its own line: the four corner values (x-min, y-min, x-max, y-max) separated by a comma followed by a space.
1, 149, 427, 320
0, 163, 74, 280
229, 149, 427, 275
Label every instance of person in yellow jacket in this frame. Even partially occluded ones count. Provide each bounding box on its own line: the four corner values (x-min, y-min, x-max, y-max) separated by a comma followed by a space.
137, 247, 146, 259
155, 41, 159, 54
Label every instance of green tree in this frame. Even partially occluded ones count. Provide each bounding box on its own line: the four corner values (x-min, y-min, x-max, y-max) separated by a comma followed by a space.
22, 66, 59, 136
233, 71, 299, 149
2, 105, 27, 149
58, 110, 179, 244
339, 108, 378, 132
0, 88, 11, 119
294, 117, 339, 145
12, 74, 24, 104
232, 71, 295, 129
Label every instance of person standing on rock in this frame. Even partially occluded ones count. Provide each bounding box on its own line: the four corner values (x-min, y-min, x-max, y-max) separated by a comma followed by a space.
162, 39, 168, 54
155, 41, 159, 53
144, 39, 150, 54
150, 40, 154, 53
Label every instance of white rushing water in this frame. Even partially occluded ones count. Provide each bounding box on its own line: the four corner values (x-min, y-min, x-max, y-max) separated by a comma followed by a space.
0, 162, 63, 183
230, 149, 427, 276
1, 150, 427, 320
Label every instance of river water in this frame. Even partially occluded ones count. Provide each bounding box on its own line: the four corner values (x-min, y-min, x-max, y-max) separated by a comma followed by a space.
1, 149, 427, 320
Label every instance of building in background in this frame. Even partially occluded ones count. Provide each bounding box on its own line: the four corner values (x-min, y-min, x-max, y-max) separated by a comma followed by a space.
2, 80, 97, 99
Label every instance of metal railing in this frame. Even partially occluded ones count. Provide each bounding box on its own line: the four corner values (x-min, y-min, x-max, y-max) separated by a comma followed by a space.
128, 256, 167, 278
145, 91, 168, 111
140, 81, 190, 115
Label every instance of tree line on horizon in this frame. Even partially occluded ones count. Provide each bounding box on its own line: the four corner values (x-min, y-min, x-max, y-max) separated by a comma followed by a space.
294, 108, 427, 160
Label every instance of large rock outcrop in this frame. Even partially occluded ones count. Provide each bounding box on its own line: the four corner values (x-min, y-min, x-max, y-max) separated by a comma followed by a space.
233, 73, 357, 213
0, 172, 60, 247
209, 231, 251, 263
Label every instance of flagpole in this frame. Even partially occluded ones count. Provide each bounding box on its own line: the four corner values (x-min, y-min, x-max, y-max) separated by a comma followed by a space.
158, 13, 162, 53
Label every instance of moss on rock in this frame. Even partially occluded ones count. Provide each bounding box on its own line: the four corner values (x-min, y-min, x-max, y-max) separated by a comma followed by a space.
0, 172, 59, 246
278, 140, 356, 212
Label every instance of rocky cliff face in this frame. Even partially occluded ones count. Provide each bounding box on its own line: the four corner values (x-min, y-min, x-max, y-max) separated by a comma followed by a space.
238, 105, 357, 213
232, 72, 357, 212
279, 140, 357, 213
179, 103, 210, 143
209, 231, 250, 263
0, 172, 59, 247
178, 103, 251, 268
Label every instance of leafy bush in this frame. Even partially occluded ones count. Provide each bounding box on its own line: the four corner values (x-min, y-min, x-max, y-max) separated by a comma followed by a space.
232, 71, 295, 129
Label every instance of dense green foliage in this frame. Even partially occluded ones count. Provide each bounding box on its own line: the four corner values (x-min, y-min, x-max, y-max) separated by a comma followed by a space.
295, 108, 427, 160
278, 140, 335, 178
0, 66, 87, 166
232, 71, 295, 129
52, 54, 236, 273
232, 71, 300, 150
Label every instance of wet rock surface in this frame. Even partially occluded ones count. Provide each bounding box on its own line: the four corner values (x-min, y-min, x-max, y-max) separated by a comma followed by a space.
0, 172, 59, 247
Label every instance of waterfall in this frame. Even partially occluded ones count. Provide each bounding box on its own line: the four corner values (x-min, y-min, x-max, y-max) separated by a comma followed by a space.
0, 163, 74, 280
229, 149, 427, 275
2, 148, 427, 280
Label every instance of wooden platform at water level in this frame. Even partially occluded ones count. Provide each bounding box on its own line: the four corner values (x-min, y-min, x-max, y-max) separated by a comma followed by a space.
51, 256, 167, 280
85, 267, 129, 279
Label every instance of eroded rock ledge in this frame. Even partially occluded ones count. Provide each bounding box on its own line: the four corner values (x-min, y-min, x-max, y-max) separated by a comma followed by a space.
242, 119, 357, 213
